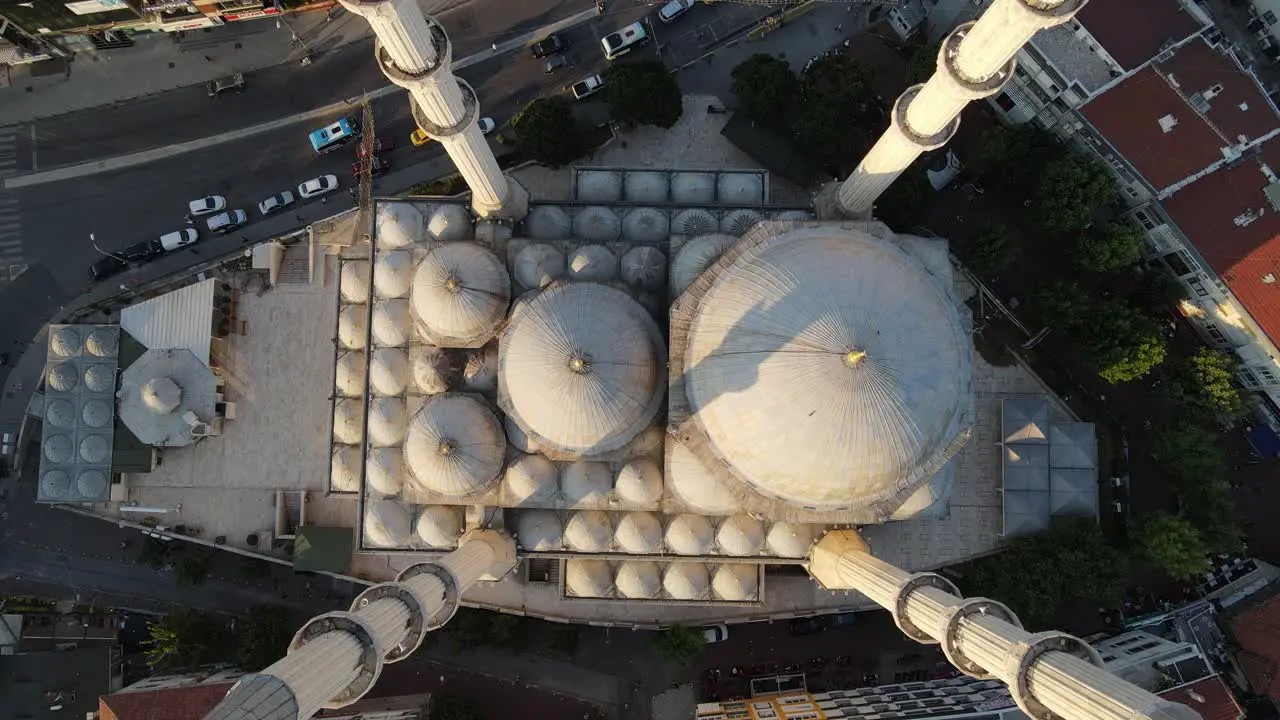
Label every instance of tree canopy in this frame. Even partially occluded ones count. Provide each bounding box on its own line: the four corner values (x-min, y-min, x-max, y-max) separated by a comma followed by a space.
512, 97, 585, 168
905, 41, 940, 86
1032, 154, 1115, 232
1081, 302, 1167, 383
966, 124, 1061, 193
1152, 420, 1223, 492
1131, 268, 1186, 317
730, 53, 799, 130
1164, 348, 1244, 420
875, 164, 932, 230
1135, 513, 1209, 579
603, 61, 683, 129
965, 223, 1019, 277
652, 625, 705, 667
1036, 281, 1091, 331
236, 605, 293, 671
176, 555, 210, 586
432, 696, 484, 720
1075, 222, 1143, 273
793, 55, 881, 176
144, 609, 218, 670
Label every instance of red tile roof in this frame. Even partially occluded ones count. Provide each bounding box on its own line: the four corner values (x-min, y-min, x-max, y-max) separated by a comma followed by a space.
1230, 587, 1280, 701
1077, 0, 1205, 70
1158, 676, 1244, 720
99, 682, 235, 720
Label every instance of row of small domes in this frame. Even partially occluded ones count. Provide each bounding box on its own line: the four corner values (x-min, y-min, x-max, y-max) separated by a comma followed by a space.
566, 559, 760, 602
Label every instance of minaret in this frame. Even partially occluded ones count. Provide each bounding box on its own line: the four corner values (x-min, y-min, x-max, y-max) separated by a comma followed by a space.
340, 0, 529, 220
202, 530, 516, 720
817, 0, 1086, 220
808, 531, 1200, 720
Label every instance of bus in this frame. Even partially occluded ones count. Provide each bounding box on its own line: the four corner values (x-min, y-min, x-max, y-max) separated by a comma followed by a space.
309, 117, 361, 154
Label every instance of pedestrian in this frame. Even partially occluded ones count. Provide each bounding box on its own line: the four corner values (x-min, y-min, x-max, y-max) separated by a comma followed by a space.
204, 55, 214, 62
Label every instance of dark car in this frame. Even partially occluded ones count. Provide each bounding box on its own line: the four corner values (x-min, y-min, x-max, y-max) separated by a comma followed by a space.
120, 239, 160, 262
89, 254, 127, 281
206, 73, 245, 97
788, 616, 830, 636
543, 52, 577, 74
828, 612, 858, 628
530, 33, 568, 58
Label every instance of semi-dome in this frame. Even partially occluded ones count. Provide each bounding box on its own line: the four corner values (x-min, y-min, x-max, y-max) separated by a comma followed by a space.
44, 434, 73, 463
514, 244, 565, 290
338, 305, 368, 350
411, 243, 510, 347
333, 398, 362, 444
47, 363, 77, 392
50, 327, 81, 358
524, 205, 572, 240
766, 522, 818, 558
615, 561, 661, 598
331, 446, 362, 492
376, 202, 424, 249
415, 505, 462, 548
561, 460, 612, 506
622, 208, 670, 243
370, 348, 409, 397
565, 559, 613, 597
665, 514, 714, 555
624, 171, 668, 202
712, 564, 759, 601
81, 400, 111, 428
620, 246, 667, 291
566, 244, 617, 282
371, 299, 411, 347
503, 453, 559, 505
572, 207, 621, 242
680, 227, 972, 509
77, 470, 108, 497
672, 208, 717, 236
374, 251, 414, 299
341, 261, 372, 302
413, 346, 457, 394
365, 499, 412, 548
335, 352, 366, 397
142, 377, 181, 413
367, 447, 405, 496
499, 283, 665, 457
405, 393, 505, 497
85, 328, 117, 357
671, 234, 735, 295
577, 170, 623, 202
504, 416, 540, 454
426, 204, 471, 243
718, 173, 764, 204
367, 397, 407, 447
41, 470, 70, 499
461, 343, 498, 392
671, 173, 716, 204
45, 399, 74, 428
515, 510, 562, 550
614, 459, 662, 507
614, 512, 662, 553
564, 510, 613, 552
666, 441, 739, 515
716, 515, 765, 556
663, 563, 709, 600
80, 434, 110, 463
720, 208, 762, 236
84, 364, 114, 393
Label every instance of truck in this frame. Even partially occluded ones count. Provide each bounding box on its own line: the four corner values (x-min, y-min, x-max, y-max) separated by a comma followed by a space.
571, 75, 605, 100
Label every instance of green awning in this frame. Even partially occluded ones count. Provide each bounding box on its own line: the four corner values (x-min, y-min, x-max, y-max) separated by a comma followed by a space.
293, 525, 354, 573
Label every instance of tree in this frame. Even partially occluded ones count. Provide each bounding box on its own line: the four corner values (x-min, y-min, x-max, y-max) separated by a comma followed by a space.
1165, 349, 1244, 420
1135, 513, 1209, 579
176, 555, 211, 586
966, 124, 1061, 193
652, 625, 705, 667
138, 537, 169, 568
905, 41, 940, 86
1032, 154, 1115, 232
1152, 421, 1223, 493
1080, 302, 1167, 383
432, 696, 484, 720
236, 605, 293, 671
794, 55, 881, 175
1036, 281, 1091, 331
512, 97, 585, 168
144, 609, 217, 670
730, 54, 799, 130
1075, 222, 1143, 273
549, 624, 581, 657
602, 61, 683, 128
1131, 268, 1185, 317
874, 164, 932, 229
965, 224, 1020, 277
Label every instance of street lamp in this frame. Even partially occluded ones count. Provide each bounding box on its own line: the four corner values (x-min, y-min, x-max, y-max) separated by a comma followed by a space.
88, 233, 126, 263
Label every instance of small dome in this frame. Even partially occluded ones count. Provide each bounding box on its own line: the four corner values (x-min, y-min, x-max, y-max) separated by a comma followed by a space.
376, 202, 424, 249
503, 454, 559, 505
720, 208, 762, 236
47, 363, 77, 393
461, 343, 498, 393
515, 510, 563, 550
84, 364, 114, 393
615, 561, 662, 598
40, 470, 71, 499
365, 499, 412, 548
338, 305, 368, 350
331, 446, 362, 492
411, 243, 510, 347
504, 416, 540, 454
371, 300, 411, 347
413, 346, 457, 394
341, 261, 372, 302
565, 559, 613, 597
368, 397, 408, 447
335, 352, 366, 397
672, 208, 717, 236
415, 505, 463, 548
45, 399, 75, 428
577, 170, 623, 202
614, 512, 663, 553
561, 460, 612, 506
44, 434, 73, 463
367, 447, 405, 496
50, 327, 81, 358
671, 173, 716, 204
775, 210, 813, 222
667, 442, 739, 515
81, 400, 111, 428
624, 171, 669, 203
564, 510, 613, 552
370, 348, 409, 397
79, 434, 110, 464
766, 522, 818, 558
671, 234, 735, 295
572, 207, 621, 242
333, 399, 362, 444
712, 564, 759, 601
427, 204, 472, 243
374, 251, 414, 299
716, 515, 765, 556
718, 174, 764, 205
77, 469, 108, 498
614, 459, 662, 507
665, 514, 714, 555
514, 244, 565, 290
525, 205, 572, 240
566, 244, 617, 282
622, 208, 670, 243
663, 563, 709, 600
85, 328, 117, 358
405, 394, 505, 497
620, 246, 667, 291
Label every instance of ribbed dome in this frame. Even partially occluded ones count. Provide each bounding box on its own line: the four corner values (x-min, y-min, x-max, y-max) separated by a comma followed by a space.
671, 173, 716, 204
85, 328, 117, 357
365, 499, 412, 548
622, 208, 670, 243
499, 283, 665, 457
712, 564, 759, 601
50, 327, 80, 358
338, 305, 368, 350
564, 510, 613, 552
614, 458, 662, 507
79, 434, 109, 463
77, 470, 108, 497
367, 447, 405, 496
565, 559, 613, 597
376, 202, 424, 249
142, 377, 181, 413
331, 446, 361, 492
665, 514, 714, 555
335, 351, 366, 397
720, 208, 762, 236
663, 563, 709, 600
718, 174, 764, 204
40, 470, 70, 499
371, 299, 410, 347
44, 435, 73, 463
412, 346, 456, 394
672, 208, 717, 236
415, 505, 462, 548
48, 363, 77, 392
515, 510, 562, 550
514, 243, 565, 290
620, 246, 667, 291
333, 398, 362, 444
671, 234, 735, 295
566, 244, 617, 282
681, 227, 971, 509
374, 251, 414, 299
341, 261, 372, 303
81, 400, 111, 428
766, 522, 817, 558
370, 348, 409, 397
427, 204, 471, 243
525, 205, 572, 240
367, 397, 407, 447
405, 394, 505, 497
614, 512, 662, 553
578, 170, 623, 202
504, 416, 540, 454
572, 207, 621, 242
462, 343, 498, 392
615, 561, 661, 598
666, 441, 739, 515
716, 515, 764, 556
411, 243, 510, 347
45, 399, 74, 428
625, 171, 668, 202
561, 460, 612, 506
503, 453, 559, 505
84, 365, 114, 393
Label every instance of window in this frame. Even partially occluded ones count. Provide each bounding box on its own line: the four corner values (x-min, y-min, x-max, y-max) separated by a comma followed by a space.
1239, 367, 1261, 388
995, 92, 1017, 112
1265, 10, 1278, 25
1164, 251, 1193, 277
1260, 366, 1279, 385
1207, 327, 1227, 344
1134, 210, 1157, 230
1188, 278, 1210, 297
1125, 186, 1140, 198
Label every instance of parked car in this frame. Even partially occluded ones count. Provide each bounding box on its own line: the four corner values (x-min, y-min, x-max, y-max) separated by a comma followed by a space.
571, 75, 605, 100
658, 0, 696, 23
157, 228, 200, 251
701, 624, 729, 644
544, 52, 577, 73
298, 175, 340, 199
477, 117, 496, 135
188, 195, 227, 216
206, 209, 247, 235
410, 128, 433, 147
89, 254, 127, 281
352, 155, 389, 179
206, 73, 245, 97
530, 33, 568, 58
828, 612, 858, 628
357, 136, 395, 158
120, 239, 159, 263
258, 190, 296, 216
788, 616, 829, 636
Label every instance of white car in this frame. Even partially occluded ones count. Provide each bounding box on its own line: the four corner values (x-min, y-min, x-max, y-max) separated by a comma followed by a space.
477, 117, 496, 135
207, 209, 248, 235
658, 0, 696, 23
298, 175, 340, 199
258, 190, 296, 216
701, 624, 728, 644
188, 195, 227, 216
158, 228, 199, 252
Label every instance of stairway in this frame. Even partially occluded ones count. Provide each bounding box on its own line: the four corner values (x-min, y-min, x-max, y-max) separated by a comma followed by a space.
89, 31, 133, 50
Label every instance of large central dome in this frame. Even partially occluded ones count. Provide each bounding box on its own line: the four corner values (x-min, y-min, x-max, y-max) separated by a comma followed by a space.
679, 226, 972, 510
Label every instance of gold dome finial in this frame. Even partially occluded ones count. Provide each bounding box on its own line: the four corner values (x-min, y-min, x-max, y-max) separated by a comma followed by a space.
844, 349, 868, 367
438, 440, 455, 456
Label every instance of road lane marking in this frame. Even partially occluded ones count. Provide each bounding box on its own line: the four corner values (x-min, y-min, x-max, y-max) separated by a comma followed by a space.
30, 124, 36, 171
